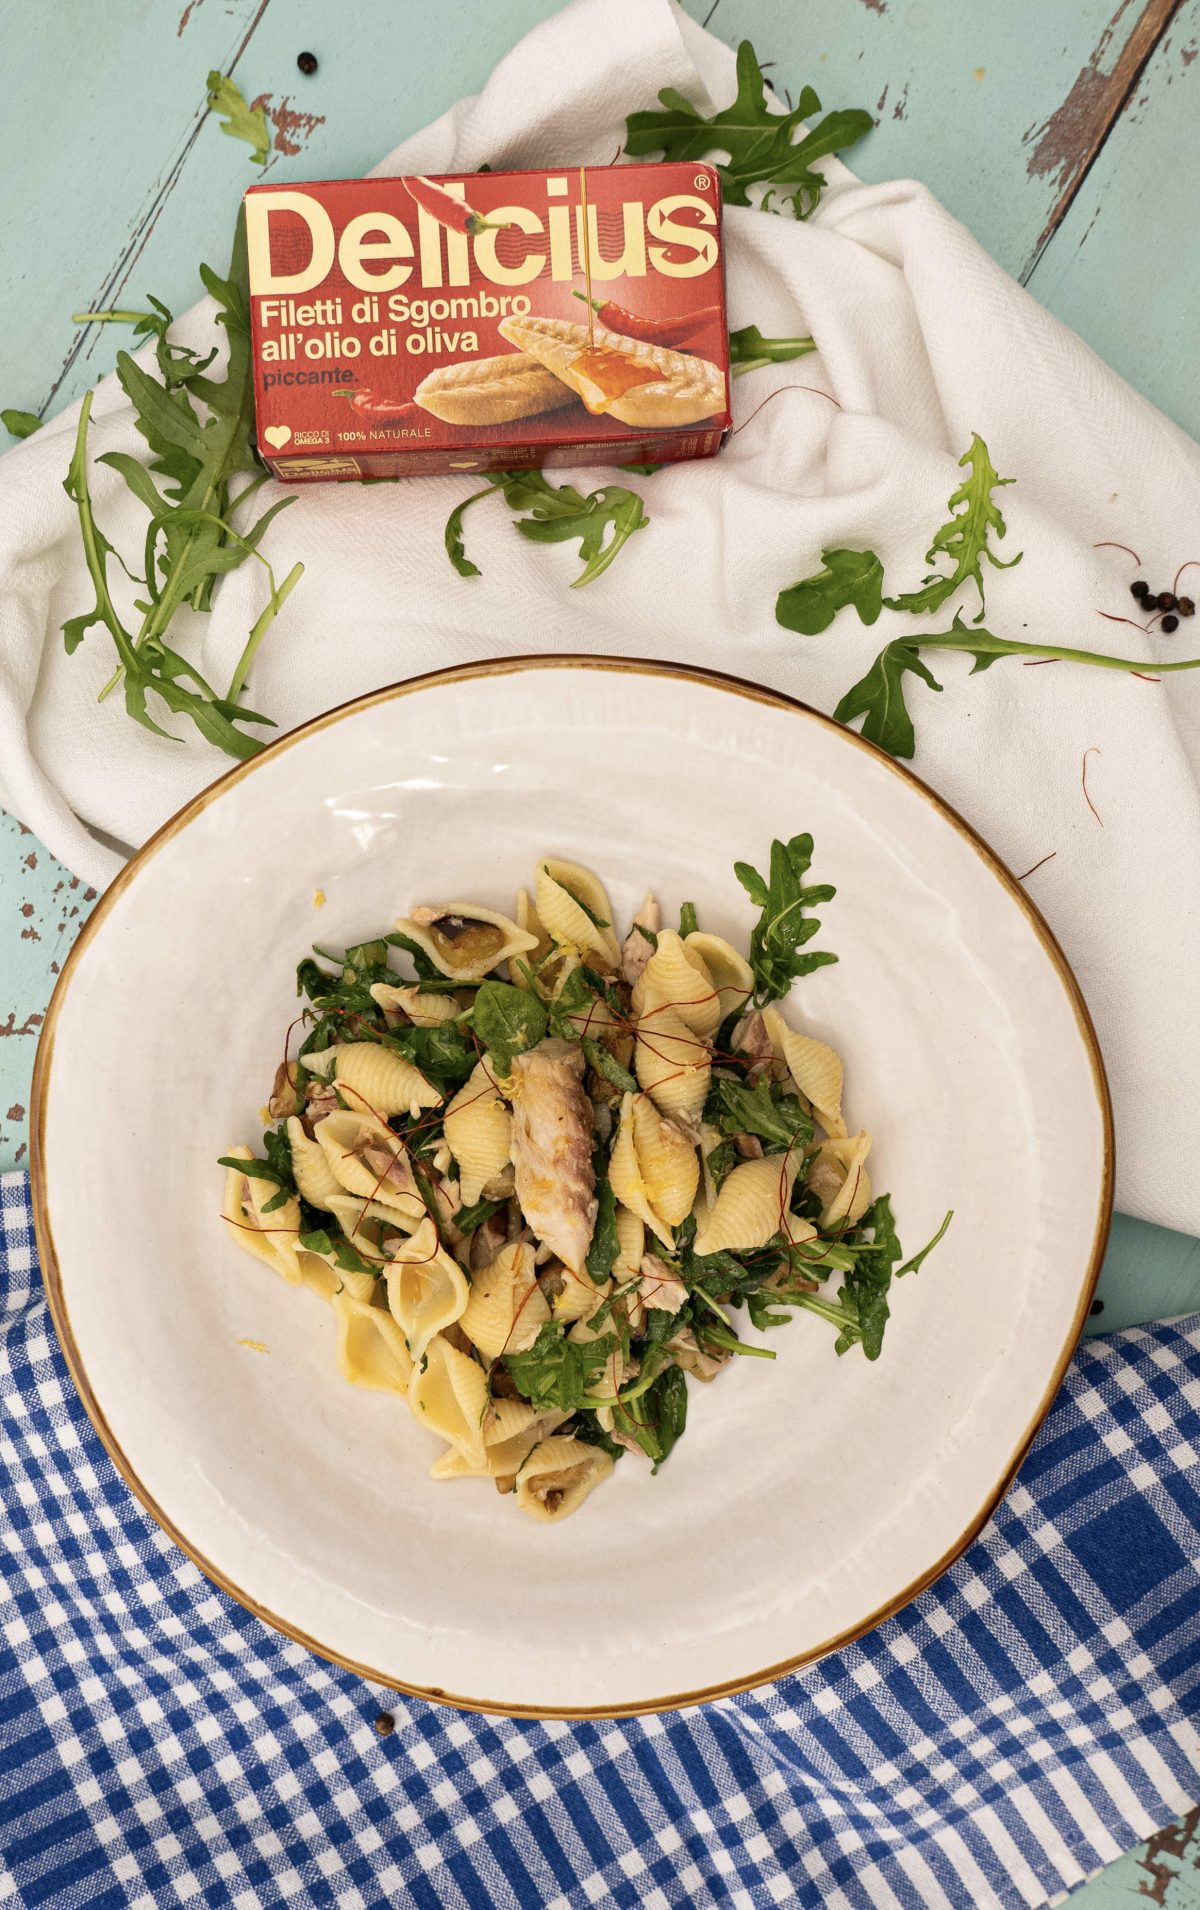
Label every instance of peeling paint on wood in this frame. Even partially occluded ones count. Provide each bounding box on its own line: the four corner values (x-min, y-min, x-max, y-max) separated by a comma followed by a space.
1134, 1805, 1200, 1900
177, 0, 206, 35
1025, 0, 1185, 251
251, 91, 327, 158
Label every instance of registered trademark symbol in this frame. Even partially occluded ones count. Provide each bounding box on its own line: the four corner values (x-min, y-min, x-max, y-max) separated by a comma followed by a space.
694, 173, 711, 190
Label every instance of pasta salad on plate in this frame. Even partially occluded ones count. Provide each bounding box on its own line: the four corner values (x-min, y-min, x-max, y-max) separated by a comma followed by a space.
220, 837, 951, 1523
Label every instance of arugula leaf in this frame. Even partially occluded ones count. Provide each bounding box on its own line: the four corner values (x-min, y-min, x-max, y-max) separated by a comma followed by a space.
832, 640, 943, 760
728, 325, 816, 376
626, 1364, 689, 1470
734, 834, 838, 1004
73, 297, 219, 394
218, 1123, 297, 1216
443, 484, 491, 578
835, 613, 1200, 761
205, 70, 270, 165
709, 1076, 813, 1151
445, 471, 649, 588
2, 409, 41, 439
506, 473, 648, 587
452, 1196, 508, 1238
897, 1208, 954, 1278
62, 214, 302, 755
472, 980, 547, 1074
503, 1323, 616, 1412
385, 1020, 474, 1091
885, 435, 1022, 621
298, 1225, 380, 1277
582, 1037, 638, 1095
571, 1412, 626, 1462
384, 930, 463, 991
678, 901, 698, 939
781, 1192, 946, 1359
704, 1135, 737, 1194
547, 966, 626, 1042
218, 1152, 286, 1187
776, 548, 884, 635
624, 39, 872, 219
586, 1148, 620, 1284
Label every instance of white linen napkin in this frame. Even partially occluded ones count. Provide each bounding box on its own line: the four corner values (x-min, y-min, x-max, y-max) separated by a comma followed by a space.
2, 0, 1198, 1231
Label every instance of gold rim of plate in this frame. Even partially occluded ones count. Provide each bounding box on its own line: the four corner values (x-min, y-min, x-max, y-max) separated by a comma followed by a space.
29, 655, 1115, 1719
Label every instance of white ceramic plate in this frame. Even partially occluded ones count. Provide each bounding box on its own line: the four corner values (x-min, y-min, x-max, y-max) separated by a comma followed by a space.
32, 659, 1112, 1717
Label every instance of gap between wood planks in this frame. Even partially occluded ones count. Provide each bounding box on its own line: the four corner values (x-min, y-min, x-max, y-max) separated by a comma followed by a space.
42, 0, 274, 418
1020, 0, 1184, 277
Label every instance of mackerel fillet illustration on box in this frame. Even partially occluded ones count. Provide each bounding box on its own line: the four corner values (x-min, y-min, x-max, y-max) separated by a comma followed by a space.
244, 165, 732, 480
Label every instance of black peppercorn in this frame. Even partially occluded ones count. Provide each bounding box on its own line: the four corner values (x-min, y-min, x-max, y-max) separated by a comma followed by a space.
1178, 596, 1195, 617
1130, 580, 1150, 600
1162, 613, 1179, 632
297, 50, 318, 75
373, 1712, 395, 1737
1156, 591, 1178, 612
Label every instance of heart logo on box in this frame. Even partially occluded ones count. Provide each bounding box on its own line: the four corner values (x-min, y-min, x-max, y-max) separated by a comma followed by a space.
264, 425, 292, 449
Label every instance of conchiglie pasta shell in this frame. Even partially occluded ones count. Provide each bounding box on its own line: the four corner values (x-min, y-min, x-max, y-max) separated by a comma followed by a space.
762, 1004, 847, 1139
221, 1147, 301, 1281
429, 1403, 570, 1481
631, 1098, 699, 1227
443, 1061, 513, 1205
333, 1292, 414, 1394
634, 1001, 710, 1125
315, 1111, 425, 1222
613, 1204, 645, 1281
408, 1335, 489, 1465
608, 1094, 672, 1248
694, 1153, 799, 1257
393, 903, 538, 982
370, 981, 460, 1028
632, 931, 720, 1037
385, 1218, 470, 1366
323, 1194, 416, 1275
331, 1041, 440, 1120
552, 1268, 611, 1323
286, 1116, 343, 1209
513, 889, 553, 981
811, 1132, 873, 1228
684, 932, 755, 1023
535, 859, 620, 967
514, 1436, 614, 1521
459, 1240, 549, 1360
295, 1249, 343, 1306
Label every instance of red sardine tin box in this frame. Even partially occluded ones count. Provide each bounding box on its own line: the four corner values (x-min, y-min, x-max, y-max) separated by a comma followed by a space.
244, 163, 731, 481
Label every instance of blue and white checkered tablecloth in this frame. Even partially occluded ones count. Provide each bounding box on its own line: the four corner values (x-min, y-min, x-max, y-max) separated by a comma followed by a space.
2, 1172, 1199, 1910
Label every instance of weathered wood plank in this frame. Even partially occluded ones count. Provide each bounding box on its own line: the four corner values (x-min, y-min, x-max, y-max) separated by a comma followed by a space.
1025, 0, 1200, 437
681, 0, 1180, 281
1021, 0, 1184, 263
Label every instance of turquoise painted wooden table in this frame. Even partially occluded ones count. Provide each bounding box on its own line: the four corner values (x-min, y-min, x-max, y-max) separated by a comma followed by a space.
2, 2, 1198, 1901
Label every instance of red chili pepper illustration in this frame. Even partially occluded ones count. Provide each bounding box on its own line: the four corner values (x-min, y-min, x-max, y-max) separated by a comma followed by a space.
404, 175, 512, 237
331, 389, 421, 423
572, 290, 719, 352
